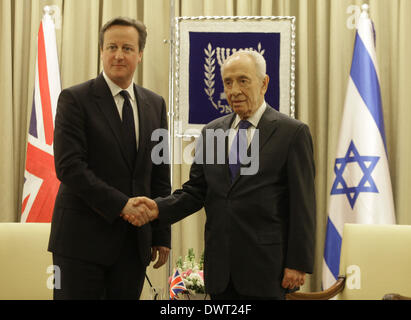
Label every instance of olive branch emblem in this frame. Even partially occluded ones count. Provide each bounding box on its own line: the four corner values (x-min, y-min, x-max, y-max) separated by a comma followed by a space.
204, 43, 218, 110
204, 43, 232, 114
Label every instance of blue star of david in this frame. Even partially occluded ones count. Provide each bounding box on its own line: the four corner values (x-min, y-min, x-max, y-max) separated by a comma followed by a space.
331, 140, 380, 209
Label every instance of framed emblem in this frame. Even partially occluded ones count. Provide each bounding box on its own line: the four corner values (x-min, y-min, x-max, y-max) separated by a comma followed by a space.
173, 16, 296, 135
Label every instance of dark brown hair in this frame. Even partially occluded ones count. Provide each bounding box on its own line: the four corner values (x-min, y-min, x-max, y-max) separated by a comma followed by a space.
99, 17, 147, 51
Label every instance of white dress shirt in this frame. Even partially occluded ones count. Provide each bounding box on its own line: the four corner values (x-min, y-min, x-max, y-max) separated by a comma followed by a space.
102, 71, 139, 148
228, 101, 267, 149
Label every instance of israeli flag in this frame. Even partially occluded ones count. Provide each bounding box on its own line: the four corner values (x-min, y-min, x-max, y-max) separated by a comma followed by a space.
322, 5, 396, 290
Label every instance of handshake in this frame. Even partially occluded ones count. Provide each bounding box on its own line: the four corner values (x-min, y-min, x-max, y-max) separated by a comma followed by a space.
120, 196, 159, 227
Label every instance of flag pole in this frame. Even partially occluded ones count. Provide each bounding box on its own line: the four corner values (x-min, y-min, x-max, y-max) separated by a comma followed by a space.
43, 5, 51, 16
167, 0, 176, 293
361, 3, 369, 16
42, 5, 54, 22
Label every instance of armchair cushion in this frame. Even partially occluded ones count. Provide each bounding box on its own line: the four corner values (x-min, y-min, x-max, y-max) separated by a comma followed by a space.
0, 223, 53, 300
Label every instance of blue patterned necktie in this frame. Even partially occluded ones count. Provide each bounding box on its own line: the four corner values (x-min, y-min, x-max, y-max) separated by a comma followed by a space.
119, 90, 137, 164
229, 120, 252, 182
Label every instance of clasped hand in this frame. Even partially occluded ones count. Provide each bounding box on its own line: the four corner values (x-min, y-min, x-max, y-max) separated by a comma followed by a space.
120, 197, 168, 269
120, 196, 158, 227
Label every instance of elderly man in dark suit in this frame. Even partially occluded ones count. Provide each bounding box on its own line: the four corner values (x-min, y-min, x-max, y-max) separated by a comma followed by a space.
48, 17, 171, 300
125, 50, 316, 300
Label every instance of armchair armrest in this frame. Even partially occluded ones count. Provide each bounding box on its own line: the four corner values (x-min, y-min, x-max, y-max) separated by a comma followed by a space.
286, 276, 346, 300
382, 293, 411, 300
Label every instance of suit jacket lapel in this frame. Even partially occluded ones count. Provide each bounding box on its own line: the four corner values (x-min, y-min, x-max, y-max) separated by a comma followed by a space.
92, 74, 134, 171
255, 105, 280, 152
134, 85, 149, 174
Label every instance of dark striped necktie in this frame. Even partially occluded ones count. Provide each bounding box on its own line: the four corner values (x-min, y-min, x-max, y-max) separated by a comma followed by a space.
229, 120, 252, 182
119, 90, 137, 164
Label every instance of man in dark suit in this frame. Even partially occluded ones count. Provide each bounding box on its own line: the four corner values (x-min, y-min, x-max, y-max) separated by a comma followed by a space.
48, 17, 171, 299
125, 50, 316, 299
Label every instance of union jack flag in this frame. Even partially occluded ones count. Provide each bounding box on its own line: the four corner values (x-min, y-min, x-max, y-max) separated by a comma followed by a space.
21, 10, 61, 222
169, 269, 187, 300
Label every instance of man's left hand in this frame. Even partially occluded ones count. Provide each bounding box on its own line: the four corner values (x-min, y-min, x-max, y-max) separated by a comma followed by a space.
151, 246, 170, 269
281, 268, 306, 290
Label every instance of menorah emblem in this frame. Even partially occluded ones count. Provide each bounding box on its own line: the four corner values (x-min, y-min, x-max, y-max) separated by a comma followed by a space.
204, 43, 265, 114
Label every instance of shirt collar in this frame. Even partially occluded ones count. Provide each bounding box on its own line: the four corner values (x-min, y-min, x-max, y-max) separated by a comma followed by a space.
102, 71, 135, 101
232, 101, 267, 129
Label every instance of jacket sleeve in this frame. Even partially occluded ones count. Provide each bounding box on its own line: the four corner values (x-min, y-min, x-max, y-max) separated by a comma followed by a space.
285, 124, 316, 274
154, 130, 208, 227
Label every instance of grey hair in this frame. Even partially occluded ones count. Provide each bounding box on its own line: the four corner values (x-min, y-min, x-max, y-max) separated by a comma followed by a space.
220, 50, 267, 80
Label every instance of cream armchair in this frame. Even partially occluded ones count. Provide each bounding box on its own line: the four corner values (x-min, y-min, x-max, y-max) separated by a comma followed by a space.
287, 224, 411, 300
0, 223, 53, 300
